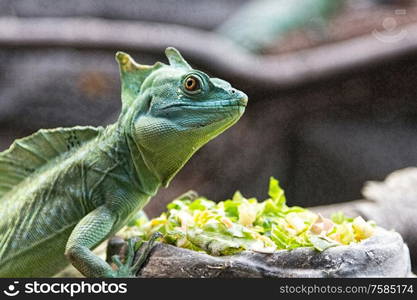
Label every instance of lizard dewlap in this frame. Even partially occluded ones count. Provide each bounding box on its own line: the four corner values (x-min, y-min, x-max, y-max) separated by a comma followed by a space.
123, 177, 377, 255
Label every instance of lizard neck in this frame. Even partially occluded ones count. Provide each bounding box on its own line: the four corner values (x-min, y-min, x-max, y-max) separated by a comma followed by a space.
101, 123, 162, 197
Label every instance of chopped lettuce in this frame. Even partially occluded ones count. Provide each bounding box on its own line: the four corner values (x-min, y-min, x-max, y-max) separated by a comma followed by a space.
122, 177, 376, 256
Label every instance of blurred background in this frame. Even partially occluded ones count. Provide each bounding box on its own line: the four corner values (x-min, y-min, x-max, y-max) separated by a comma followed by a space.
1, 0, 417, 218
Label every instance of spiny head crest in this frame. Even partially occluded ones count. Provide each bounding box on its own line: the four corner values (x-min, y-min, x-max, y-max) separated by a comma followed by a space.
115, 47, 192, 112
164, 47, 191, 69
115, 47, 191, 73
116, 52, 151, 73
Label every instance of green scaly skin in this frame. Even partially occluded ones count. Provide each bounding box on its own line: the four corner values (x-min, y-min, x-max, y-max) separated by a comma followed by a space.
0, 47, 247, 277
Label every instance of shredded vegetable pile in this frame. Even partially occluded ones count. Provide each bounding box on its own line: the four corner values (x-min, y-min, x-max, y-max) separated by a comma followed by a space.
123, 177, 376, 256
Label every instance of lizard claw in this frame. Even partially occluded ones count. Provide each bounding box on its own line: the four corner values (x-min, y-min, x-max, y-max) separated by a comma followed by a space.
131, 232, 162, 275
109, 233, 161, 277
109, 238, 137, 277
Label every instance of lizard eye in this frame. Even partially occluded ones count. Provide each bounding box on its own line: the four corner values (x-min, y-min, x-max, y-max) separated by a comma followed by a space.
183, 75, 201, 94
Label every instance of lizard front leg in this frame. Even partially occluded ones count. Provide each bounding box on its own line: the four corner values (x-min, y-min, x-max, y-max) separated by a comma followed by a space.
65, 205, 129, 278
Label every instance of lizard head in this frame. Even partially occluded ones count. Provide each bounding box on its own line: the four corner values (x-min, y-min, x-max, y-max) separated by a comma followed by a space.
116, 47, 247, 187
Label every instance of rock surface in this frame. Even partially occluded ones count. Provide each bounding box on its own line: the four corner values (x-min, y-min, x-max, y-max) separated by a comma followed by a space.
108, 228, 412, 278
313, 168, 417, 273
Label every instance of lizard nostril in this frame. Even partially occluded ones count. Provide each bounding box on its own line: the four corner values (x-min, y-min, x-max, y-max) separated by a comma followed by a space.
239, 96, 248, 106
231, 89, 236, 94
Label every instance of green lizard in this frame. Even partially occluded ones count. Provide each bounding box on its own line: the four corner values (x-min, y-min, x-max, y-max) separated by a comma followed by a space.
0, 47, 247, 277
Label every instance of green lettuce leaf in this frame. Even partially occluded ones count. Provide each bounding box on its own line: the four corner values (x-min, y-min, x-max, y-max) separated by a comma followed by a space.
122, 177, 376, 256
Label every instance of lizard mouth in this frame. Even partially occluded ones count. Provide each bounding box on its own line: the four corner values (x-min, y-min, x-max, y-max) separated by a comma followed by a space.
162, 97, 247, 111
